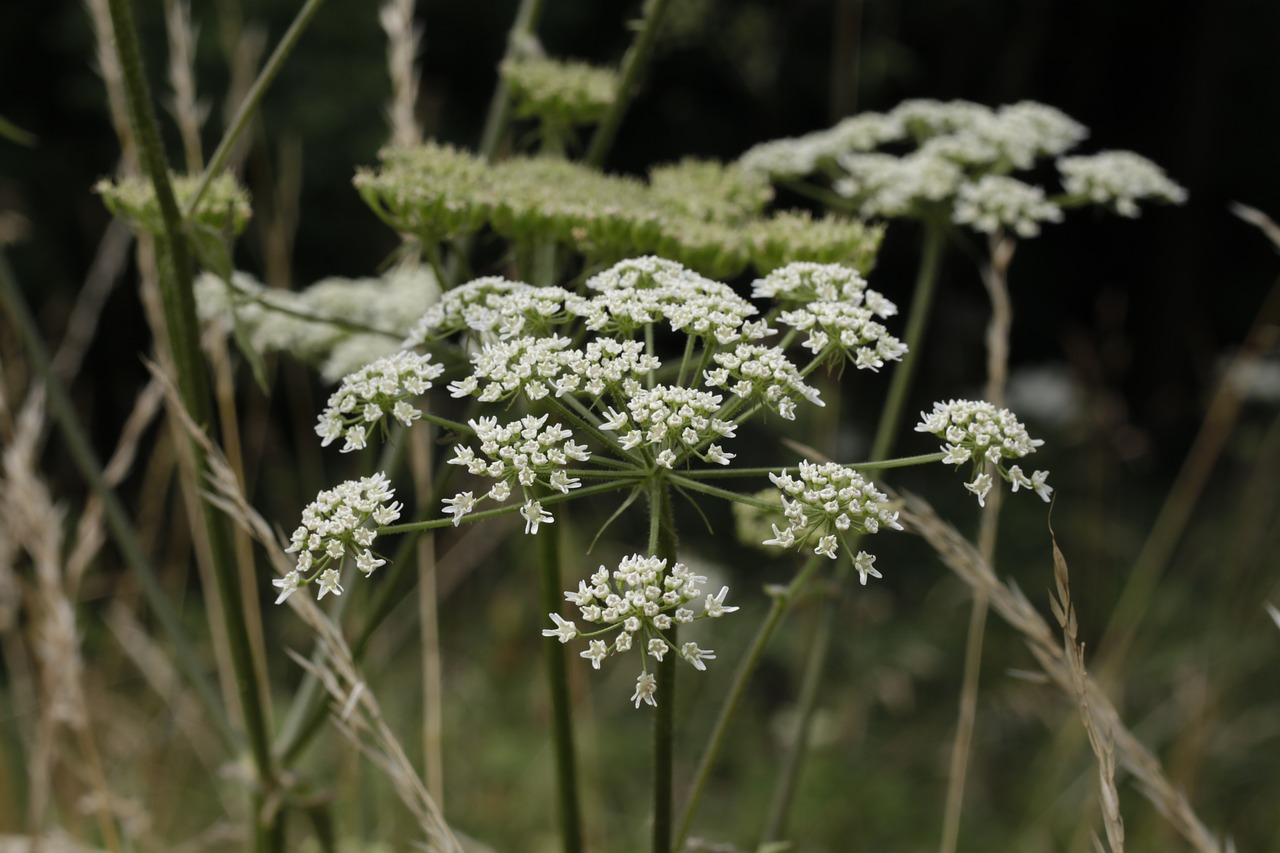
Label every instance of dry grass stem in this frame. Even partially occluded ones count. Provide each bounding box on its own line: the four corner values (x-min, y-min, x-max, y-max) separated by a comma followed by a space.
85, 0, 138, 173
380, 0, 424, 147
152, 363, 461, 849
1049, 534, 1125, 852
163, 0, 208, 172
900, 490, 1223, 853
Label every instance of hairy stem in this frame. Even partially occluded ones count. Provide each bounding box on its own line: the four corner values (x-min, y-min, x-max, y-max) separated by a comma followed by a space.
649, 478, 679, 853
103, 1, 279, 844
538, 512, 584, 853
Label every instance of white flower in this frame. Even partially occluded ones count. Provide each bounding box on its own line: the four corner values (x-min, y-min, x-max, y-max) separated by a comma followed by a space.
647, 638, 669, 661
279, 473, 398, 603
542, 613, 578, 643
853, 551, 882, 586
1058, 150, 1187, 217
581, 640, 609, 669
315, 351, 444, 451
765, 461, 900, 567
704, 586, 739, 617
520, 500, 554, 535
680, 642, 716, 671
355, 550, 386, 576
917, 399, 1050, 505
317, 568, 344, 599
631, 672, 658, 708
441, 491, 476, 526
953, 175, 1064, 238
272, 571, 301, 605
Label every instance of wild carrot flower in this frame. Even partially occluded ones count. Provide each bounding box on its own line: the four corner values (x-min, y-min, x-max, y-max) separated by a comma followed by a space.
763, 461, 901, 583
315, 351, 444, 452
276, 472, 402, 604
543, 554, 739, 707
915, 399, 1052, 506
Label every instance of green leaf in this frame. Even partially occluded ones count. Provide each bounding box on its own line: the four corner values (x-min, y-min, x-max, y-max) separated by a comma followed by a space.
186, 221, 234, 281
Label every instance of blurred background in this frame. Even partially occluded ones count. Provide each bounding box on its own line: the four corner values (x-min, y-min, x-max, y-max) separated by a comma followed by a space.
1, 0, 1278, 850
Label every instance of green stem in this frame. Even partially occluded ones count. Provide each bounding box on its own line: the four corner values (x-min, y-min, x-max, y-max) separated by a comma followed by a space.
869, 221, 946, 463
648, 478, 679, 853
478, 0, 546, 160
103, 2, 279, 845
186, 0, 327, 215
0, 252, 236, 751
762, 561, 850, 843
537, 512, 584, 853
584, 0, 675, 168
674, 555, 823, 849
760, 220, 948, 844
675, 453, 947, 480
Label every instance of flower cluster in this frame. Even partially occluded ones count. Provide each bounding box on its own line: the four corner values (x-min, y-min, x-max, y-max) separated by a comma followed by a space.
752, 262, 891, 312
446, 335, 575, 403
315, 351, 445, 452
601, 385, 737, 468
952, 175, 1064, 238
777, 299, 907, 371
739, 98, 1184, 234
763, 462, 902, 583
915, 399, 1052, 506
542, 554, 739, 708
574, 256, 769, 345
275, 473, 402, 604
1057, 150, 1188, 217
704, 344, 823, 420
444, 414, 590, 532
499, 56, 619, 128
403, 276, 570, 346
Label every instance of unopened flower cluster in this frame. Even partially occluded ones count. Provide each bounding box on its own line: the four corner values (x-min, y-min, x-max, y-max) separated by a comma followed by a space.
275, 473, 401, 604
315, 350, 444, 452
916, 399, 1052, 506
764, 461, 902, 584
542, 554, 739, 708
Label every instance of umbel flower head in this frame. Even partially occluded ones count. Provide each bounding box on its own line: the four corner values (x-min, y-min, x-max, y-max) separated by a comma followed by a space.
542, 554, 739, 708
275, 472, 402, 604
916, 399, 1052, 506
315, 351, 445, 452
763, 461, 902, 584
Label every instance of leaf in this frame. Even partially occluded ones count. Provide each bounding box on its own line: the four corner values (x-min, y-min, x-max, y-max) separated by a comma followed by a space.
187, 220, 234, 281
0, 115, 37, 147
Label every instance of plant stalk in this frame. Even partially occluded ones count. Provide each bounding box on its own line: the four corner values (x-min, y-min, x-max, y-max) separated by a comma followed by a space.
103, 0, 279, 844
584, 0, 674, 168
537, 509, 584, 853
649, 478, 679, 853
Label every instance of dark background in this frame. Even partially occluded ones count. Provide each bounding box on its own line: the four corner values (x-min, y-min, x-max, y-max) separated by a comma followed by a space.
4, 0, 1276, 464
2, 1, 1278, 847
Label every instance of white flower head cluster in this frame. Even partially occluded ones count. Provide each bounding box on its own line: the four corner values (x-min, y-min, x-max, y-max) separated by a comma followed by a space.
704, 344, 824, 421
751, 262, 896, 317
1057, 150, 1188, 217
403, 276, 570, 347
777, 299, 907, 371
275, 472, 402, 604
315, 351, 445, 452
557, 338, 662, 398
764, 461, 901, 583
916, 399, 1052, 506
446, 335, 574, 403
444, 414, 590, 532
541, 553, 739, 708
601, 385, 737, 468
953, 175, 1065, 238
835, 150, 964, 218
573, 256, 770, 345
